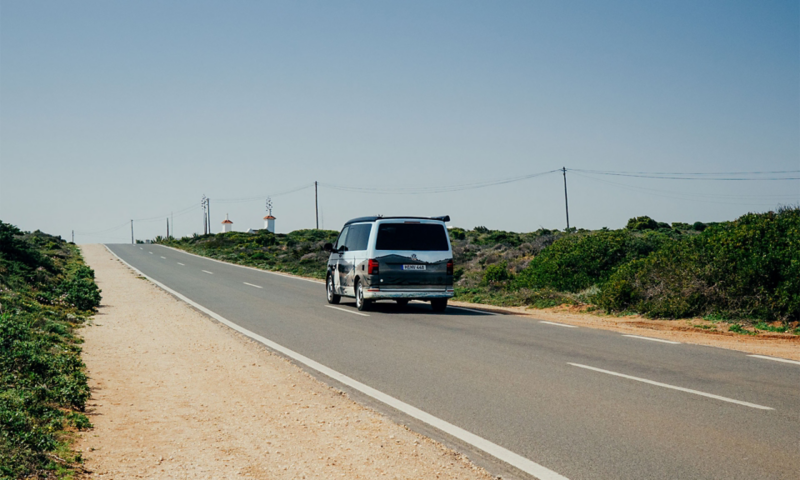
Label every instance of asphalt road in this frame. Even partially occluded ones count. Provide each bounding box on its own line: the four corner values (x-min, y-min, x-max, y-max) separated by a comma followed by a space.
106, 244, 800, 480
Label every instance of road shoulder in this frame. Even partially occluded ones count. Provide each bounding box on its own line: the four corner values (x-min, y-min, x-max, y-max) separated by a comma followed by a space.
77, 244, 494, 479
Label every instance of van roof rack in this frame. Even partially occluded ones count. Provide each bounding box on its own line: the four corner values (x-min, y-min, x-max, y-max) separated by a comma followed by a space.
344, 215, 450, 226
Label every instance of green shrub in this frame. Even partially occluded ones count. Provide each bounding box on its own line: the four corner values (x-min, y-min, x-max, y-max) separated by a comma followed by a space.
626, 216, 659, 231
515, 230, 671, 292
598, 207, 800, 321
481, 262, 514, 286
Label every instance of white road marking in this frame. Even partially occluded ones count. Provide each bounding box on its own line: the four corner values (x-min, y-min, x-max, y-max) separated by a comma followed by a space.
149, 252, 153, 254
158, 244, 324, 284
105, 245, 569, 480
177, 262, 185, 266
202, 270, 214, 275
568, 363, 773, 410
243, 282, 263, 289
325, 305, 370, 317
139, 247, 143, 250
449, 306, 500, 316
623, 335, 680, 345
539, 321, 578, 328
160, 256, 167, 259
748, 355, 800, 366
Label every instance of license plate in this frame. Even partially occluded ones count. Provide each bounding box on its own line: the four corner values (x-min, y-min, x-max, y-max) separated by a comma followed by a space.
402, 264, 426, 271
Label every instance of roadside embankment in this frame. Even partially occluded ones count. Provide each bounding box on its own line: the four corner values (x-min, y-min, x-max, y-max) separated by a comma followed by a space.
77, 244, 494, 479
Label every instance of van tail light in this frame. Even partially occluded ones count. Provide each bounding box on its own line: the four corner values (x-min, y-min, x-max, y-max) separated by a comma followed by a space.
368, 259, 380, 275
446, 260, 454, 275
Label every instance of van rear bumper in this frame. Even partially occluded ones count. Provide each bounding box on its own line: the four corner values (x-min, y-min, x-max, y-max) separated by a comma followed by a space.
363, 288, 454, 300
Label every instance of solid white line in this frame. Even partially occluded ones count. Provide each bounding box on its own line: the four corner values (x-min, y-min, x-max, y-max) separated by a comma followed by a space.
177, 262, 185, 266
202, 270, 213, 275
623, 335, 680, 345
104, 244, 569, 480
748, 355, 800, 366
325, 305, 370, 317
539, 321, 578, 328
160, 256, 167, 259
449, 306, 500, 316
243, 282, 263, 289
568, 363, 773, 410
158, 245, 324, 285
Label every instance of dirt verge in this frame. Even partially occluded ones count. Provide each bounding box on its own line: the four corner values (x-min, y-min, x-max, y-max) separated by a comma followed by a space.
77, 244, 494, 479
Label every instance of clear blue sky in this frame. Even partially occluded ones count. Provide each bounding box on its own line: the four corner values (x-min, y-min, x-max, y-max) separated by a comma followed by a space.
1, 1, 798, 242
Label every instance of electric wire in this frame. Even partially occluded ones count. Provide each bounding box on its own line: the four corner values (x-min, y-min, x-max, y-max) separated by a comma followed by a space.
320, 169, 560, 194
569, 168, 800, 181
215, 184, 313, 204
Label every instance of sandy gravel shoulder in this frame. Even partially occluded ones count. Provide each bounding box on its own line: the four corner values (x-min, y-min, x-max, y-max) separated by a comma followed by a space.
77, 244, 494, 480
449, 301, 800, 362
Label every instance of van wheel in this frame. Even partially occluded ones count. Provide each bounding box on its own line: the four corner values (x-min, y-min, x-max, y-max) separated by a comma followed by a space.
396, 299, 409, 308
431, 299, 448, 312
356, 279, 371, 311
327, 274, 341, 304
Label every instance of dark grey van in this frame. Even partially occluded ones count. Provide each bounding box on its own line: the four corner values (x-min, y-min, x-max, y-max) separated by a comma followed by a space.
323, 216, 454, 312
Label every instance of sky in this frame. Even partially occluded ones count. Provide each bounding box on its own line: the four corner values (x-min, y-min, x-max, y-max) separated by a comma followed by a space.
1, 0, 798, 243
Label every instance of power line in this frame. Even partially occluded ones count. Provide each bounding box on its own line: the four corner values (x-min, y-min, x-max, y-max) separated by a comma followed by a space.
569, 168, 800, 181
215, 184, 314, 204
320, 169, 561, 194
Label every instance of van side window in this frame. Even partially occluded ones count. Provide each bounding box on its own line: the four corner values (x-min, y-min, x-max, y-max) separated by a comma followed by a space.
334, 226, 349, 251
344, 224, 372, 252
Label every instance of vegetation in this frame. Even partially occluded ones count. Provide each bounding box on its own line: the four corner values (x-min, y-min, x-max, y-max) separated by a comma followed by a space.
159, 208, 799, 330
0, 221, 100, 479
160, 229, 339, 279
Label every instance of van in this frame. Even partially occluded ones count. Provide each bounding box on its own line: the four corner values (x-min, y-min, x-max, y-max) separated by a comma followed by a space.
323, 216, 454, 312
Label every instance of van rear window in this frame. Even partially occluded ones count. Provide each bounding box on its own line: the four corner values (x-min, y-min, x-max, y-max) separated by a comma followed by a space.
375, 223, 449, 251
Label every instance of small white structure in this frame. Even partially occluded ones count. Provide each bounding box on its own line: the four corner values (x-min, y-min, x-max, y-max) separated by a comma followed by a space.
263, 215, 276, 233
221, 214, 233, 233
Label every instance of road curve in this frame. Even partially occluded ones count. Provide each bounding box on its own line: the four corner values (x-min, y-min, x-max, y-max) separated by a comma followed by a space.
106, 244, 800, 480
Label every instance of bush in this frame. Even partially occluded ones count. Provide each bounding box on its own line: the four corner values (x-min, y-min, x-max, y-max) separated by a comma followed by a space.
481, 262, 514, 286
61, 277, 102, 311
626, 216, 659, 231
598, 207, 800, 321
515, 230, 671, 292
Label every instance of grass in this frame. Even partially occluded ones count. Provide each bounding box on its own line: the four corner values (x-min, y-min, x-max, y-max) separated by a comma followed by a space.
0, 221, 100, 479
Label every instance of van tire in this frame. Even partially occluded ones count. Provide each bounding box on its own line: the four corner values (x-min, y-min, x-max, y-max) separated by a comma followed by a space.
356, 279, 371, 311
431, 298, 448, 312
327, 274, 341, 304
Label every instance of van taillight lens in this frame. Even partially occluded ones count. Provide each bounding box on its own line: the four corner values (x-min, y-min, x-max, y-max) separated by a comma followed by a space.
368, 259, 379, 275
446, 261, 454, 275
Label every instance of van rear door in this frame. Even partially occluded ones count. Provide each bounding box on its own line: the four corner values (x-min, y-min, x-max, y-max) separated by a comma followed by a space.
373, 222, 451, 290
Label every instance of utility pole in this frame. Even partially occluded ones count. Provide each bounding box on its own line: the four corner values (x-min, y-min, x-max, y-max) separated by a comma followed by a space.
206, 197, 211, 233
562, 167, 570, 231
71, 230, 74, 243
131, 220, 134, 244
201, 195, 207, 234
315, 181, 319, 229
166, 218, 170, 239
171, 212, 174, 239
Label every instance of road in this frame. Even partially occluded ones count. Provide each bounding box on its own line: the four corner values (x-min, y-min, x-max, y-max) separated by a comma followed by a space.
106, 244, 800, 480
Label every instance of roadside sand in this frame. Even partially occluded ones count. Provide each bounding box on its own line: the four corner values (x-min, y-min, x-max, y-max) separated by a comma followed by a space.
449, 301, 800, 362
77, 244, 494, 480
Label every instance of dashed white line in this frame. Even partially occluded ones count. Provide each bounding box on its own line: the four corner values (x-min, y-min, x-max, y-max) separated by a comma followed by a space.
149, 252, 153, 254
139, 247, 143, 250
243, 282, 263, 289
105, 245, 570, 480
160, 256, 167, 259
748, 355, 800, 366
539, 321, 578, 328
177, 262, 185, 266
202, 270, 214, 275
568, 363, 773, 410
622, 335, 680, 345
325, 305, 370, 317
